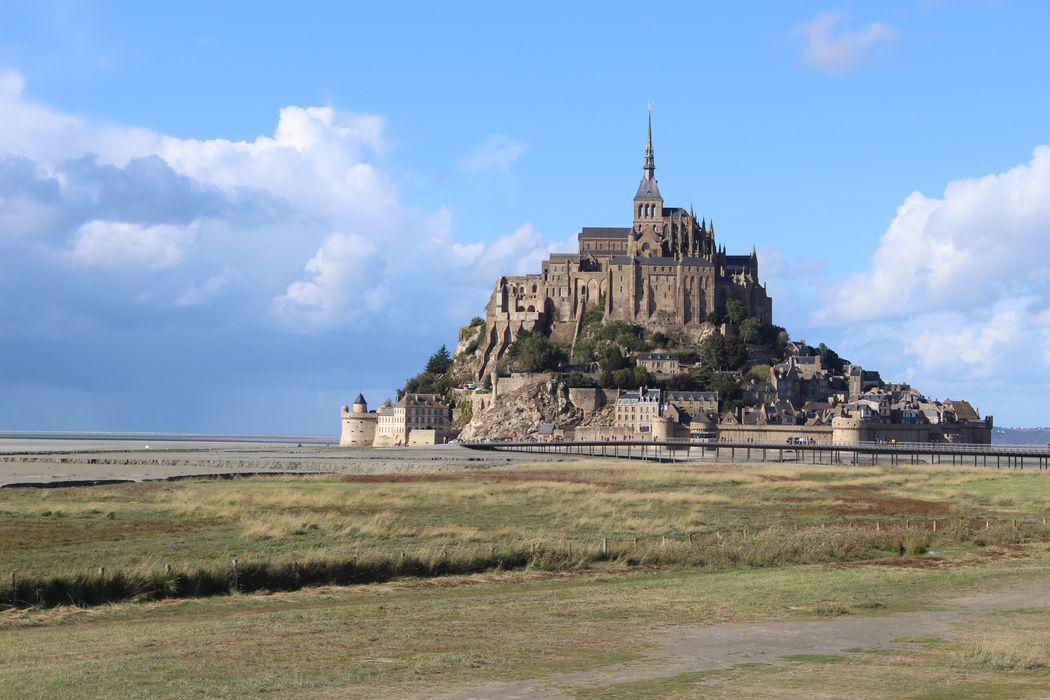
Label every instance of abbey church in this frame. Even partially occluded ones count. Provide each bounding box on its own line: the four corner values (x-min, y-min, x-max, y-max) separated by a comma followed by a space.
480, 113, 773, 377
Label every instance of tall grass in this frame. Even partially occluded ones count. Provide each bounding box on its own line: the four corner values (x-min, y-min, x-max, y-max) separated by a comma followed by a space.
0, 525, 922, 611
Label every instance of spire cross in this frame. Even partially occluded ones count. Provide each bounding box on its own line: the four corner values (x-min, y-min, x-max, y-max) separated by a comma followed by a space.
644, 101, 655, 176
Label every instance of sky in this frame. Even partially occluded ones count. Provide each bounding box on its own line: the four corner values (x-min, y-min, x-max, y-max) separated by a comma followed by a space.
0, 1, 1048, 433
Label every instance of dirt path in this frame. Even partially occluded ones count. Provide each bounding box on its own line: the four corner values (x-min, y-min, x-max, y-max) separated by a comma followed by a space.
429, 580, 1050, 699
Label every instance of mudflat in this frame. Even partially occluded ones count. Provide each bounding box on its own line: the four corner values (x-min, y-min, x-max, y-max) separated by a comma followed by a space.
0, 438, 570, 487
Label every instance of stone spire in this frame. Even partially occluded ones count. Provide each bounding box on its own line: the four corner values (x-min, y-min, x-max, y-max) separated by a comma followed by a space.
643, 101, 655, 178
634, 102, 662, 202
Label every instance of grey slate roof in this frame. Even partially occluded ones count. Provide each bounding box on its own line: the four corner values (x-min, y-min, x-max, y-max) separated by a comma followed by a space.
353, 393, 367, 405
578, 227, 631, 240
666, 391, 718, 401
637, 352, 676, 361
635, 175, 662, 199
724, 255, 754, 268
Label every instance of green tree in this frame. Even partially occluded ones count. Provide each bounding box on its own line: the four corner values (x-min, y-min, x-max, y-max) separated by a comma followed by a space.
598, 345, 629, 372
611, 368, 634, 388
425, 345, 452, 374
818, 342, 846, 374
700, 333, 727, 370
747, 364, 771, 383
725, 298, 748, 324
724, 335, 749, 370
775, 330, 790, 357
506, 331, 564, 372
739, 317, 760, 343
561, 372, 598, 388
632, 366, 653, 387
712, 373, 743, 412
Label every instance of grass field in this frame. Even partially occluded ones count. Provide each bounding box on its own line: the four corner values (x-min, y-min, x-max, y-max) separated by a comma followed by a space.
3, 459, 1050, 697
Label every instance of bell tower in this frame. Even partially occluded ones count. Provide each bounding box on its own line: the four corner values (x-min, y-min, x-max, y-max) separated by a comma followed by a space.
632, 103, 664, 256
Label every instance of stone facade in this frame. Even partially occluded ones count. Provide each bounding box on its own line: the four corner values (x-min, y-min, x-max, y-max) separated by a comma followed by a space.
340, 393, 450, 448
339, 394, 377, 447
478, 113, 772, 378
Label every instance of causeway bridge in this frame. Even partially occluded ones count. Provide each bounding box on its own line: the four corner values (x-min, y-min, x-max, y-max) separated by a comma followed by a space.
462, 438, 1050, 469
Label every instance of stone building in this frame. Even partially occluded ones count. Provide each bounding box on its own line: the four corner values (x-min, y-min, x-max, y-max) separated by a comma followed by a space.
614, 386, 661, 433
339, 393, 377, 447
635, 351, 680, 375
478, 111, 772, 378
340, 393, 450, 447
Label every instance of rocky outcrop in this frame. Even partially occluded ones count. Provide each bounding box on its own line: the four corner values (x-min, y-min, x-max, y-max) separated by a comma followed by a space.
459, 380, 584, 441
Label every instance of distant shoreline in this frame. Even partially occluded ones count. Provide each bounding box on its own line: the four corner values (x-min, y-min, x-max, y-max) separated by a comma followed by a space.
0, 431, 337, 445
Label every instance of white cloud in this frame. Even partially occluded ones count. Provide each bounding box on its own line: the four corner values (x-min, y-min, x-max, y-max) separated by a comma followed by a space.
816, 146, 1050, 325
460, 134, 527, 173
69, 220, 196, 270
793, 8, 900, 74
0, 68, 577, 337
273, 233, 381, 327
905, 298, 1031, 379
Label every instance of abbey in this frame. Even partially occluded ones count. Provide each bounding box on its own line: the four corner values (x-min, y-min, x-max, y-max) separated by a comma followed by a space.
480, 113, 772, 377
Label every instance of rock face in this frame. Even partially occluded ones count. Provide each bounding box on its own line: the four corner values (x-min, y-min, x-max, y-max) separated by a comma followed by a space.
459, 380, 584, 441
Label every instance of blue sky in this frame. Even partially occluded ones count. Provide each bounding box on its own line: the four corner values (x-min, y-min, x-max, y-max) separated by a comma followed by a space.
0, 1, 1048, 432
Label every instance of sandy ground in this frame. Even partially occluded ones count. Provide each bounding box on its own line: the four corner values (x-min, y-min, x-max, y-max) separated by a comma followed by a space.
429, 579, 1050, 699
0, 439, 574, 487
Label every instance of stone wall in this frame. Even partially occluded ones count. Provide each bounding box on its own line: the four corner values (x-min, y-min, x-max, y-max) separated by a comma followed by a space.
718, 424, 834, 445
407, 429, 445, 446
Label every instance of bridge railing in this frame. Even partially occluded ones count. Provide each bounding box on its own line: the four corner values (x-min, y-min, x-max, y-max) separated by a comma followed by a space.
460, 437, 1050, 457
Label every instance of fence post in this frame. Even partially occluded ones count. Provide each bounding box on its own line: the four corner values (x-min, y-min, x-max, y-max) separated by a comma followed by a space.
985, 520, 990, 529
231, 559, 239, 592
9, 572, 15, 606
567, 541, 572, 558
99, 567, 106, 583
602, 537, 608, 555
932, 520, 937, 532
165, 564, 172, 574
876, 521, 880, 532
688, 532, 694, 544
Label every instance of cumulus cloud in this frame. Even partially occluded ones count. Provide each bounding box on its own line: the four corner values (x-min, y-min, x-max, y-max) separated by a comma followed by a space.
816, 146, 1050, 325
273, 233, 381, 327
905, 298, 1033, 380
460, 134, 527, 173
69, 220, 197, 270
0, 68, 572, 339
793, 8, 900, 74
803, 148, 1050, 423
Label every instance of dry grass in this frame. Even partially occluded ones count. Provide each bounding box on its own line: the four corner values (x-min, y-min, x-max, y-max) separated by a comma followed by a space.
3, 460, 1050, 592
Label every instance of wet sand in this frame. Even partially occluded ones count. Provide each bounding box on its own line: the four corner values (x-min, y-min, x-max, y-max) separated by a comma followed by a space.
0, 438, 573, 487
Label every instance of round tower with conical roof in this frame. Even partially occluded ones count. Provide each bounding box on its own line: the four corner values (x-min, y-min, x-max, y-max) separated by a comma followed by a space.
340, 393, 378, 447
